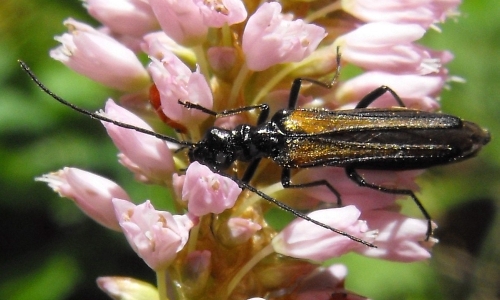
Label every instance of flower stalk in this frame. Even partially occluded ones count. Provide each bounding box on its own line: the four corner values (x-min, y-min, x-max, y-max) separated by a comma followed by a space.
40, 0, 461, 299
156, 270, 170, 300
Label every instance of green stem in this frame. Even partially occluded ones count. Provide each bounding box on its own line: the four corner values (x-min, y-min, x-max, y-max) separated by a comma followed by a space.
224, 243, 274, 299
228, 63, 250, 107
192, 44, 210, 83
304, 2, 342, 23
251, 44, 337, 106
156, 269, 170, 300
186, 217, 201, 253
221, 24, 232, 47
251, 64, 295, 105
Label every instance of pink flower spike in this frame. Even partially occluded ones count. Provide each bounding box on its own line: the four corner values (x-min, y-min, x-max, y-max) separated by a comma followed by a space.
148, 0, 208, 46
337, 22, 431, 74
101, 99, 175, 185
341, 0, 461, 28
356, 210, 436, 262
242, 2, 326, 71
36, 167, 130, 231
181, 162, 242, 216
148, 54, 213, 128
272, 206, 374, 261
83, 0, 159, 37
50, 18, 149, 92
113, 199, 195, 270
336, 71, 444, 111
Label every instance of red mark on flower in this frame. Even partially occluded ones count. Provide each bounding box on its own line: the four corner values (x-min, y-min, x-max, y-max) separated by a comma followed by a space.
149, 84, 188, 133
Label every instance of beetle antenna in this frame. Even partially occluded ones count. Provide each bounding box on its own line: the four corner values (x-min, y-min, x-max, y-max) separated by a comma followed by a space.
19, 60, 193, 147
227, 173, 377, 248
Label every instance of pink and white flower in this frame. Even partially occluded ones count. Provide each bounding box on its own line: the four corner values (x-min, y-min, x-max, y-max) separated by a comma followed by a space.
336, 22, 435, 74
113, 199, 196, 270
272, 206, 374, 261
50, 18, 149, 92
83, 0, 159, 37
177, 162, 241, 216
148, 0, 246, 46
148, 0, 208, 46
36, 167, 130, 231
147, 52, 213, 129
335, 71, 445, 110
242, 2, 326, 71
227, 217, 262, 244
342, 0, 461, 28
101, 99, 175, 184
357, 210, 436, 262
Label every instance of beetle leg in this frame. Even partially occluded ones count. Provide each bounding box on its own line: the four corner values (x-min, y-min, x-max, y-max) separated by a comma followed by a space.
355, 85, 405, 108
241, 158, 262, 183
287, 47, 342, 109
345, 166, 434, 240
281, 168, 343, 207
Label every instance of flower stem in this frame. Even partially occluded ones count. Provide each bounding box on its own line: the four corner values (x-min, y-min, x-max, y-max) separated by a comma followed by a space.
156, 269, 170, 300
192, 44, 210, 83
228, 63, 250, 107
224, 243, 274, 299
251, 64, 295, 105
186, 217, 201, 253
252, 43, 338, 105
304, 2, 341, 23
221, 23, 232, 47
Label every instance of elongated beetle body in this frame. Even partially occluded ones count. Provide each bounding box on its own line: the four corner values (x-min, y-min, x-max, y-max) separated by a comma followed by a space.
19, 58, 490, 246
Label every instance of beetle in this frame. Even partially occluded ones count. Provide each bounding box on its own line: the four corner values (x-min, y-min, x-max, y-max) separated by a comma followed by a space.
19, 58, 490, 247
178, 79, 490, 241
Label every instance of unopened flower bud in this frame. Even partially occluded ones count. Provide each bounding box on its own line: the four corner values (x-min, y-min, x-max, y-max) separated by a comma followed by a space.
36, 167, 130, 231
97, 276, 159, 300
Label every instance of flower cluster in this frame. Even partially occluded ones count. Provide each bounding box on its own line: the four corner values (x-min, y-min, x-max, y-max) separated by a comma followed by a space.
40, 0, 460, 299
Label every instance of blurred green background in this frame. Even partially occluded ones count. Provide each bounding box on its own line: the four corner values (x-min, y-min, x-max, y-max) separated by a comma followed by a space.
1, 1, 499, 299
